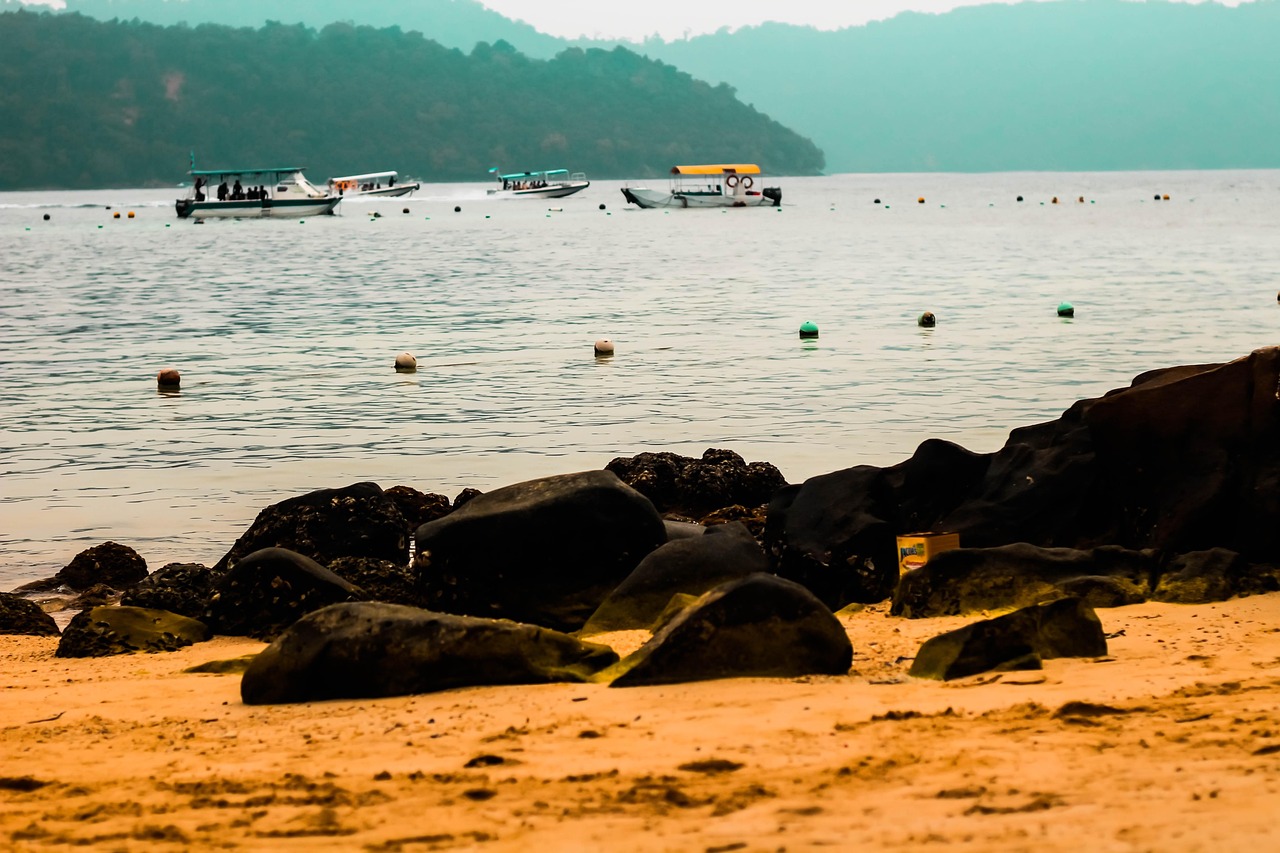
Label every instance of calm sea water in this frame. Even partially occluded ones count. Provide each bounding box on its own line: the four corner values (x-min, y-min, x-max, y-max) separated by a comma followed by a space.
2, 171, 1278, 587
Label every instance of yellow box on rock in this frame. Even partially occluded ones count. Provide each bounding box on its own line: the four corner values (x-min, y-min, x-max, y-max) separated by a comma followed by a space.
896, 532, 960, 573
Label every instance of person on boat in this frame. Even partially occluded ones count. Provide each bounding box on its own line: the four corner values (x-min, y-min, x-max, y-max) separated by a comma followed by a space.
194, 177, 205, 202
388, 176, 395, 187
217, 181, 228, 201
232, 179, 243, 200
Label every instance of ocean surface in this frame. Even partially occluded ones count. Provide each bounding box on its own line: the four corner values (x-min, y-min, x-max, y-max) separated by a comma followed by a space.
3, 170, 1278, 588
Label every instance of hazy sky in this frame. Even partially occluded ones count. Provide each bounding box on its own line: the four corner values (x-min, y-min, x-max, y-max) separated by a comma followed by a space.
15, 0, 1247, 41
478, 0, 1242, 40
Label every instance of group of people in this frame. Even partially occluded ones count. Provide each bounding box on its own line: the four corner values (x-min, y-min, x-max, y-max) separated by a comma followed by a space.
502, 178, 547, 191
193, 177, 271, 203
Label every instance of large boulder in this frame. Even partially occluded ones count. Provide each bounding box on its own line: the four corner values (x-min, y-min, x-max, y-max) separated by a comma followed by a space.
414, 470, 667, 631
328, 556, 427, 608
908, 597, 1108, 680
605, 448, 787, 516
0, 592, 60, 636
1150, 548, 1265, 604
204, 548, 363, 640
57, 542, 149, 591
383, 486, 453, 529
891, 543, 1158, 618
240, 602, 618, 705
583, 522, 769, 633
764, 466, 901, 609
55, 606, 209, 657
214, 482, 409, 572
121, 563, 217, 619
768, 348, 1280, 606
607, 574, 852, 687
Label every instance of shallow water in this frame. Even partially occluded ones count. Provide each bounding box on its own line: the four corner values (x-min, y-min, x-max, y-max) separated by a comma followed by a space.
2, 171, 1278, 586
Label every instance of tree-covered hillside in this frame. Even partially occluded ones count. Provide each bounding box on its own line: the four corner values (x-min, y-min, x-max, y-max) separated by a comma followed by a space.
49, 0, 565, 56
0, 11, 824, 189
632, 0, 1280, 172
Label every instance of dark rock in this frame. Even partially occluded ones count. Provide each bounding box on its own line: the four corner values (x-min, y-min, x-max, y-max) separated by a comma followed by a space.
696, 504, 770, 541
453, 488, 483, 508
65, 583, 121, 610
607, 574, 852, 687
120, 563, 217, 619
663, 520, 706, 541
1151, 548, 1245, 604
213, 482, 409, 573
764, 467, 901, 609
204, 548, 364, 640
0, 592, 60, 636
908, 597, 1108, 680
55, 606, 210, 657
583, 522, 770, 633
328, 556, 426, 607
414, 470, 666, 631
767, 347, 1280, 605
605, 448, 787, 516
891, 543, 1157, 618
240, 602, 618, 705
384, 486, 452, 529
54, 542, 148, 591
184, 654, 258, 674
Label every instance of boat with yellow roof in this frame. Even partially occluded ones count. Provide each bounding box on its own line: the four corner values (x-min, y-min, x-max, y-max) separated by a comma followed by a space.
621, 164, 782, 209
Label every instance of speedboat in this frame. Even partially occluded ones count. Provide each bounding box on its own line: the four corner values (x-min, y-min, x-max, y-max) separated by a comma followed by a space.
621, 164, 782, 209
328, 171, 419, 199
175, 166, 340, 219
487, 168, 590, 199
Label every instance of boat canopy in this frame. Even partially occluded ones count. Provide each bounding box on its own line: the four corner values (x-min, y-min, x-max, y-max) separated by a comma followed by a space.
188, 169, 305, 178
328, 171, 399, 183
670, 164, 762, 176
499, 169, 569, 180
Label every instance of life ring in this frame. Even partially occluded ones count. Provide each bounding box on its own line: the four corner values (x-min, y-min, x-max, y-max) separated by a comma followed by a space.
725, 174, 740, 188
741, 176, 754, 189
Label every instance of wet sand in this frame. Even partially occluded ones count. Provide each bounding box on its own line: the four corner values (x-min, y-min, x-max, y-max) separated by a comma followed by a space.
3, 595, 1280, 851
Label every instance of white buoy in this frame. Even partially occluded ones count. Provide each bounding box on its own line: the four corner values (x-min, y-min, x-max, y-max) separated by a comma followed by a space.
394, 352, 417, 372
594, 339, 615, 356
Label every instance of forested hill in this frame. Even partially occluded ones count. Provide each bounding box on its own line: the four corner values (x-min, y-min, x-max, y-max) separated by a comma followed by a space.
630, 0, 1280, 173
34, 0, 1280, 174
0, 11, 824, 190
50, 0, 566, 56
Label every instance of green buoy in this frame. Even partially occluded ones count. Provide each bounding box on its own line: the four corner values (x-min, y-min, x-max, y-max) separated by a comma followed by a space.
1057, 302, 1075, 318
799, 321, 819, 339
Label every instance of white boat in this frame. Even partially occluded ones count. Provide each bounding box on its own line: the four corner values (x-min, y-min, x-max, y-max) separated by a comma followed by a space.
175, 166, 340, 219
327, 171, 419, 199
621, 164, 782, 209
487, 168, 590, 199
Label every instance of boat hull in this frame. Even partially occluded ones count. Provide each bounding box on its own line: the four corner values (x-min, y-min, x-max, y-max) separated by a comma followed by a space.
487, 181, 590, 200
337, 183, 419, 199
175, 196, 342, 219
621, 186, 781, 209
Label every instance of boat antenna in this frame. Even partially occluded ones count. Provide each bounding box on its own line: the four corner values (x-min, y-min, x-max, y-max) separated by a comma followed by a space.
189, 150, 195, 173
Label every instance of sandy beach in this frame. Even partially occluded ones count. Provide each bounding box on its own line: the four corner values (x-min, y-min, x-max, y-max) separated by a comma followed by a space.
4, 594, 1280, 851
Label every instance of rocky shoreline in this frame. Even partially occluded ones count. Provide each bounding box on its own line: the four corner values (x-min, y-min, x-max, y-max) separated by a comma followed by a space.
5, 347, 1280, 694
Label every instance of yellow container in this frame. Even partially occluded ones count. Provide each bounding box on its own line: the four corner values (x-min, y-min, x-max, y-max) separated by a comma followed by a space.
896, 532, 960, 573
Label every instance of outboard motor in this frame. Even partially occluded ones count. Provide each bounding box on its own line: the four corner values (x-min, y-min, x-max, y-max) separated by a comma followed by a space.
762, 187, 783, 207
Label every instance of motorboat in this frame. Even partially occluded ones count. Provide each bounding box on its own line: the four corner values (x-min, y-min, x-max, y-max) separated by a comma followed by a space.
175, 166, 340, 219
327, 171, 419, 199
621, 164, 782, 209
487, 168, 590, 199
